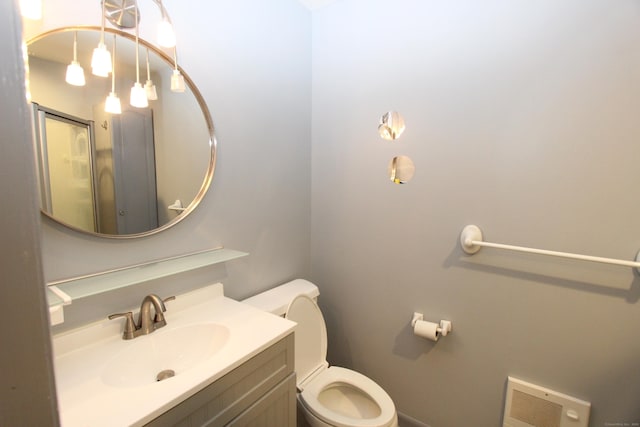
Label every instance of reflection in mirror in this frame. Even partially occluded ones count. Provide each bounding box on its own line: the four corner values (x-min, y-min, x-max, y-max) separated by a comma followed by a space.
378, 111, 405, 141
33, 105, 97, 232
388, 156, 415, 184
27, 27, 215, 237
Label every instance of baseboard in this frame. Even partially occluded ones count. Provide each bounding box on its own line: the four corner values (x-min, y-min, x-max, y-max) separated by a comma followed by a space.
398, 412, 430, 427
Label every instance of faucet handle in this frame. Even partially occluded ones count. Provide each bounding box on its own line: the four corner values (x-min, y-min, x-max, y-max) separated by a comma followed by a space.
108, 312, 137, 340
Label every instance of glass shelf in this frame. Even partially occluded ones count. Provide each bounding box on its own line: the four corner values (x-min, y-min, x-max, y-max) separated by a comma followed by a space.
47, 288, 65, 308
46, 247, 248, 308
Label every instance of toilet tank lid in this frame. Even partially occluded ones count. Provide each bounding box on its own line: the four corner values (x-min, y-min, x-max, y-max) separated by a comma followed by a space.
242, 279, 320, 316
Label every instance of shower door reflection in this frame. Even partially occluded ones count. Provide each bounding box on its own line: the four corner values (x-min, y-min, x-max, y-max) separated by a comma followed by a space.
33, 104, 98, 233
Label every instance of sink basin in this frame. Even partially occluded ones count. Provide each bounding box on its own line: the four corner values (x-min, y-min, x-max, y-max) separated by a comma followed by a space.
52, 283, 296, 427
101, 323, 229, 388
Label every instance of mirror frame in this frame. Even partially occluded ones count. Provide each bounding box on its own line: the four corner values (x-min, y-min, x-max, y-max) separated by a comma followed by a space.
28, 26, 217, 239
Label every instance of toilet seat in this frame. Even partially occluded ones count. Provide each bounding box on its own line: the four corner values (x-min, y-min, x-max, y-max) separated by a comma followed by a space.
300, 366, 397, 427
286, 295, 396, 427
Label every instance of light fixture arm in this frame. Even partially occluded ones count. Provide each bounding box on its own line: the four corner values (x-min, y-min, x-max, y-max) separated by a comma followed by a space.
111, 34, 117, 93
152, 0, 171, 24
99, 0, 107, 44
134, 0, 141, 84
73, 31, 79, 62
146, 48, 152, 80
173, 45, 178, 71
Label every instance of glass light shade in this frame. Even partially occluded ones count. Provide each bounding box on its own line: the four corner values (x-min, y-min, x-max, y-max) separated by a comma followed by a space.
145, 80, 158, 101
130, 82, 148, 108
105, 92, 122, 114
91, 43, 112, 77
171, 69, 185, 93
20, 0, 42, 20
378, 111, 406, 140
157, 19, 176, 48
388, 155, 415, 184
65, 61, 86, 86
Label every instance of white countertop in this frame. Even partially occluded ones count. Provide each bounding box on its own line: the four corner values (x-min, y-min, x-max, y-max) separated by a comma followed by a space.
52, 283, 295, 427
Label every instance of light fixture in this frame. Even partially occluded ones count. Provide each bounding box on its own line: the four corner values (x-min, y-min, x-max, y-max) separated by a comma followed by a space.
105, 35, 121, 114
144, 48, 158, 101
378, 111, 406, 140
105, 93, 122, 114
66, 31, 86, 86
129, 2, 148, 108
91, 0, 112, 77
155, 0, 176, 48
170, 69, 185, 92
388, 155, 415, 184
104, 0, 176, 48
98, 0, 184, 105
19, 0, 42, 20
170, 47, 185, 93
130, 82, 148, 108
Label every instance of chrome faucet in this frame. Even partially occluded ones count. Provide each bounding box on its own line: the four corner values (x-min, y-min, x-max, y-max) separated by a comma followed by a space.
109, 294, 175, 340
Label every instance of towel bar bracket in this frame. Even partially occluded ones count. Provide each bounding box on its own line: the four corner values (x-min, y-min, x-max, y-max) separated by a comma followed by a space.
460, 225, 483, 254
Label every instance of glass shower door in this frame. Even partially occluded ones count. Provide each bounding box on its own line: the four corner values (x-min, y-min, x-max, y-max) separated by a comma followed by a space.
34, 104, 98, 233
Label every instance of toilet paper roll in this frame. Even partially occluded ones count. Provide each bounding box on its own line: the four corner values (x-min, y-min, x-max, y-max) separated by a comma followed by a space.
413, 319, 440, 341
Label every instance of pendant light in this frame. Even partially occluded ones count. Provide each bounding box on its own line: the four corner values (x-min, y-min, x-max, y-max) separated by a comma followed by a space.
156, 0, 176, 48
144, 48, 158, 101
105, 34, 122, 114
91, 0, 112, 77
129, 1, 148, 108
19, 0, 42, 20
170, 46, 185, 93
66, 31, 86, 86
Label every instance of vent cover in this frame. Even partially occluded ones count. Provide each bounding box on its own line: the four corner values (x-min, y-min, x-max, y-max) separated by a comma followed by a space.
503, 377, 590, 427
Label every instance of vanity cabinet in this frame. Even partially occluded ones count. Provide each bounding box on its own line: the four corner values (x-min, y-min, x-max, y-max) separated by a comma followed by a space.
145, 334, 295, 427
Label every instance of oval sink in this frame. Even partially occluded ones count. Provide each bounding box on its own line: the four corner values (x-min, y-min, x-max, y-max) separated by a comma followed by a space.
101, 323, 229, 388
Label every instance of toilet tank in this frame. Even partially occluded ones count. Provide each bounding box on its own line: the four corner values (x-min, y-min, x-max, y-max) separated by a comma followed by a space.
242, 279, 320, 316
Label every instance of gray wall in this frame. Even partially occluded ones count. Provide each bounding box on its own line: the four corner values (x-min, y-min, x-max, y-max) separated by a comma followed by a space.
310, 1, 640, 426
28, 0, 312, 331
0, 0, 58, 424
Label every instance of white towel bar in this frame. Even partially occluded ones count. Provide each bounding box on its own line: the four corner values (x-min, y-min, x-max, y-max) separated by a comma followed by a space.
460, 225, 640, 271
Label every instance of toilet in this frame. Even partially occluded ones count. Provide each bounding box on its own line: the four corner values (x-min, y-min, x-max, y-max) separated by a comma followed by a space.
243, 279, 398, 427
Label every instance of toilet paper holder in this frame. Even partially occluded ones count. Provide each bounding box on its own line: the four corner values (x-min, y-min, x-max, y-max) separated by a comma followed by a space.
411, 312, 452, 341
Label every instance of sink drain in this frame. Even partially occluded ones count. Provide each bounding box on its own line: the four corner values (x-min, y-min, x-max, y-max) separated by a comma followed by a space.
156, 369, 175, 382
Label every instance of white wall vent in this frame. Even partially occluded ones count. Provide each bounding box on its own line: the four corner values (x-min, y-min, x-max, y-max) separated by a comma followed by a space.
503, 377, 590, 427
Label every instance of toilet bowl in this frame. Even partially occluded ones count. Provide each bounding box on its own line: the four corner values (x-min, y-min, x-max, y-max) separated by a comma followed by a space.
243, 280, 398, 427
298, 366, 397, 427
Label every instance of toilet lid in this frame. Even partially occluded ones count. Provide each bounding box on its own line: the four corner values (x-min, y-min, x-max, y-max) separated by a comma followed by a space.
285, 294, 328, 389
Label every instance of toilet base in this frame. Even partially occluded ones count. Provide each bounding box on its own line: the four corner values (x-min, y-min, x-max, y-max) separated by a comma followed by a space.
297, 394, 328, 427
297, 398, 312, 427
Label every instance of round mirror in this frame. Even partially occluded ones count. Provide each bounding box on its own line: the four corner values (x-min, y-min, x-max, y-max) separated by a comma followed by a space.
27, 27, 215, 238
